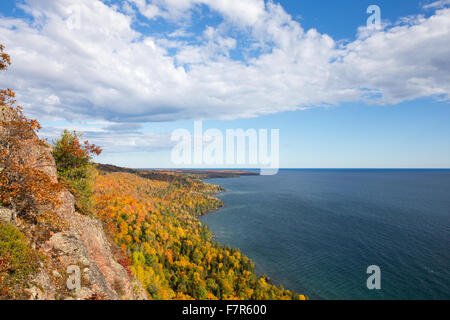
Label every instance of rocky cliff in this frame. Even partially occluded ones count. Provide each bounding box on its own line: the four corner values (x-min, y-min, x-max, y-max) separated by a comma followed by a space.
0, 102, 146, 300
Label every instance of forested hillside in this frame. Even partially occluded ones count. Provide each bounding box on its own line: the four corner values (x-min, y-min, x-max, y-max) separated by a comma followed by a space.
93, 169, 307, 300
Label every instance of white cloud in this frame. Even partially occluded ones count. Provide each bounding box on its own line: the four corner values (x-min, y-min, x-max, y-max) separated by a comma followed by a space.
423, 0, 450, 9
128, 0, 265, 25
338, 9, 450, 104
0, 0, 448, 129
39, 121, 174, 153
129, 0, 161, 20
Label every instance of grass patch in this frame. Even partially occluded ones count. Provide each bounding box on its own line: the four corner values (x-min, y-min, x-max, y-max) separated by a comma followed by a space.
0, 222, 39, 299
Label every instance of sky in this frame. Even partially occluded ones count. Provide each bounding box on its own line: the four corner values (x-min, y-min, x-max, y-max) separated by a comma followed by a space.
0, 0, 449, 168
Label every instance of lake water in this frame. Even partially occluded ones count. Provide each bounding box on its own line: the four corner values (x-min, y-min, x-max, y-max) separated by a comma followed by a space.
200, 169, 450, 300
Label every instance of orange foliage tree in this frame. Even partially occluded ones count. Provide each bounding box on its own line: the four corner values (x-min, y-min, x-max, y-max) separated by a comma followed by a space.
0, 44, 61, 221
52, 130, 102, 214
0, 44, 11, 71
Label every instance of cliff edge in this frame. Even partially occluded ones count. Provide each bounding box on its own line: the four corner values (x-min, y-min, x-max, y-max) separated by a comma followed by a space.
0, 102, 146, 300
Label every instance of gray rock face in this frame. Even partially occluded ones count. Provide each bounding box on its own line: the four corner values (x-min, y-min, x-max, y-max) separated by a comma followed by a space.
0, 207, 13, 223
29, 181, 147, 300
42, 200, 147, 300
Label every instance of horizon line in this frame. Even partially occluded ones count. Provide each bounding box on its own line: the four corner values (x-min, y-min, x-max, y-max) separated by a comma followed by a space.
127, 167, 450, 170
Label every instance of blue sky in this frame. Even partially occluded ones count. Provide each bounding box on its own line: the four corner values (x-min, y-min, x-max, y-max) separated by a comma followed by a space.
0, 0, 449, 168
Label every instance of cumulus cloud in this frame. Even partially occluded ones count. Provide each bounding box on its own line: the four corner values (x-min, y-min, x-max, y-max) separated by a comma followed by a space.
337, 9, 450, 104
39, 122, 174, 153
128, 0, 265, 25
0, 0, 449, 126
423, 0, 450, 9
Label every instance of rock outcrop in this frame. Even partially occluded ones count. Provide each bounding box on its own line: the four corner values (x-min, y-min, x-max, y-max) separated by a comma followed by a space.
0, 207, 13, 223
0, 102, 146, 300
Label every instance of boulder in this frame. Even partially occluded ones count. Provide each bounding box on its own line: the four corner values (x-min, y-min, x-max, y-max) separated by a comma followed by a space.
0, 207, 13, 223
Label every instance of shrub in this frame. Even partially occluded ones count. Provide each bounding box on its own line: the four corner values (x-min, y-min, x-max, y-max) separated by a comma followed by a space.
0, 222, 39, 299
52, 130, 102, 215
0, 44, 11, 71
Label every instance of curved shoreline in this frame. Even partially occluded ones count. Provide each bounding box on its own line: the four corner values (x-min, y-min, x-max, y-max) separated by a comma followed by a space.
198, 175, 307, 299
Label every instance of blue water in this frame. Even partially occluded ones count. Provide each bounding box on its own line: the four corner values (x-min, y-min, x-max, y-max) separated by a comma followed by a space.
200, 169, 450, 300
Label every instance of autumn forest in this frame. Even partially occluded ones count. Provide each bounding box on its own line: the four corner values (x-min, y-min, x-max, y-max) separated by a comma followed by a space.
93, 168, 306, 300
